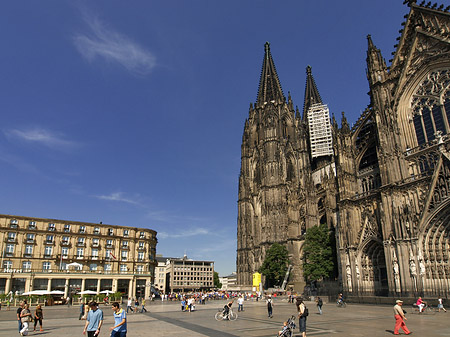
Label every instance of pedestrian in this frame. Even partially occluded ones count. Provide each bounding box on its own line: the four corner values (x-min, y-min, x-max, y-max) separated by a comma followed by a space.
316, 296, 323, 315
110, 302, 127, 337
296, 297, 307, 337
134, 298, 139, 313
6, 297, 10, 311
17, 301, 24, 333
437, 297, 447, 312
266, 295, 273, 318
67, 296, 71, 307
83, 301, 90, 320
238, 295, 244, 312
126, 298, 132, 313
140, 298, 147, 313
393, 299, 411, 335
83, 301, 103, 337
79, 301, 85, 320
20, 303, 32, 336
33, 304, 44, 332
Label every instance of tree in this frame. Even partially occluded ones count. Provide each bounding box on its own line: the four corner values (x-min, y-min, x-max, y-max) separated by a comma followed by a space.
258, 243, 289, 288
213, 271, 222, 289
302, 223, 335, 282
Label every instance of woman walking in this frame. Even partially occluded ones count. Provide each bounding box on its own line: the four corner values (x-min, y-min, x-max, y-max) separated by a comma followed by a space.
33, 304, 44, 332
296, 297, 307, 337
20, 303, 32, 336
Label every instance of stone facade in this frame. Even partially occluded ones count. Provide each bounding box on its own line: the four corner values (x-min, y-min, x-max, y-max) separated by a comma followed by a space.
0, 214, 157, 298
237, 1, 450, 297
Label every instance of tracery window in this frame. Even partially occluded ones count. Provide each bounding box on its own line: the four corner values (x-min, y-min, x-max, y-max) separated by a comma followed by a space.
411, 69, 450, 145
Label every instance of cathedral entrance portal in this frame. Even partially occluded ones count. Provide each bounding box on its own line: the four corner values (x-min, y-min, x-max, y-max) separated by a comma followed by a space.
419, 199, 450, 296
358, 240, 388, 296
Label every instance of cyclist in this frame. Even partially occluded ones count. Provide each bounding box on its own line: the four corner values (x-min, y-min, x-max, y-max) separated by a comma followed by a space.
337, 293, 344, 306
222, 300, 233, 320
416, 297, 426, 313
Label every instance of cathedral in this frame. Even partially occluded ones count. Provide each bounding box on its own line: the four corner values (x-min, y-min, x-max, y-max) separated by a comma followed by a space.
237, 1, 450, 297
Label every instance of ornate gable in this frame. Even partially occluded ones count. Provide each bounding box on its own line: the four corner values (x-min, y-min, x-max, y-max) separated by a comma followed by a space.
392, 4, 450, 99
357, 205, 382, 248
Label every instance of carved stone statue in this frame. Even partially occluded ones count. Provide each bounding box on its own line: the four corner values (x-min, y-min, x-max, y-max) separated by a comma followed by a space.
409, 259, 417, 278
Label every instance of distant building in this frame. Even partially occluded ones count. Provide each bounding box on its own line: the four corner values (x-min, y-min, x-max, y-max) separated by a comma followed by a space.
160, 255, 214, 293
0, 214, 157, 298
220, 272, 237, 291
155, 255, 168, 294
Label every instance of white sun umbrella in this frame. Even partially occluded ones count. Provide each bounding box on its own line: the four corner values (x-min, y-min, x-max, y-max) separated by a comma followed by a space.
99, 290, 114, 294
22, 290, 48, 296
77, 290, 98, 295
50, 290, 65, 295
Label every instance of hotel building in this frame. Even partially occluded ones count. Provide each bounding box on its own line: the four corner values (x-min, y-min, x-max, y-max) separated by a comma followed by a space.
0, 214, 157, 299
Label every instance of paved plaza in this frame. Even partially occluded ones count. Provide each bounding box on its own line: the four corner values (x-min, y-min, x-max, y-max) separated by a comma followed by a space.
1, 298, 449, 337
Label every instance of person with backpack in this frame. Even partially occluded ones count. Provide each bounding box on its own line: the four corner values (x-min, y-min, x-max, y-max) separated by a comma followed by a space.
266, 295, 274, 318
296, 297, 308, 337
316, 297, 323, 315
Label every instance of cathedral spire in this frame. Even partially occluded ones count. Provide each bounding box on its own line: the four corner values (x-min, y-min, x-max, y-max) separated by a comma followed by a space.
256, 42, 285, 107
302, 65, 323, 121
366, 35, 388, 86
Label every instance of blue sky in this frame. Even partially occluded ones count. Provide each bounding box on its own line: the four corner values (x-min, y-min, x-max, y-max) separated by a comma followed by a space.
0, 1, 411, 275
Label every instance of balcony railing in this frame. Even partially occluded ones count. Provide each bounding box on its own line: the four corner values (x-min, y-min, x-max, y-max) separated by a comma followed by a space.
0, 268, 152, 276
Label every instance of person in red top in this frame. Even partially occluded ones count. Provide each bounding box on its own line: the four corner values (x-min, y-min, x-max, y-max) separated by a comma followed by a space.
416, 296, 426, 313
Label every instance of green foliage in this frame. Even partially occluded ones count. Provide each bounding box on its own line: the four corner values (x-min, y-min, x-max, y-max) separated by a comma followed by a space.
112, 292, 123, 300
258, 243, 289, 288
302, 223, 335, 282
213, 271, 222, 289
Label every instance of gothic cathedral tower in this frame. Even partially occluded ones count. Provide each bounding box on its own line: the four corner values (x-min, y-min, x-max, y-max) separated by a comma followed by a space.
236, 43, 336, 290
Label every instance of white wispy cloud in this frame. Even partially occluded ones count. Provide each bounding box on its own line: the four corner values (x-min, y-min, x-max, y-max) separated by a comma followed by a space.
73, 12, 156, 76
4, 128, 79, 150
94, 192, 142, 206
158, 227, 211, 239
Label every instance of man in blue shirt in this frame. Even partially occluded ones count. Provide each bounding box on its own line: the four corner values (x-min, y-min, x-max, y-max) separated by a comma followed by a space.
83, 302, 103, 337
110, 302, 127, 337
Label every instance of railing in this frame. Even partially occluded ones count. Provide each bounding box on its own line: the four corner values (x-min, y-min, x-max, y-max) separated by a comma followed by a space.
0, 268, 152, 275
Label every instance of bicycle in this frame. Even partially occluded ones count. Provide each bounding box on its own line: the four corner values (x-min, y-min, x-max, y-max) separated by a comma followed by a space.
336, 300, 347, 308
215, 308, 238, 321
411, 303, 436, 314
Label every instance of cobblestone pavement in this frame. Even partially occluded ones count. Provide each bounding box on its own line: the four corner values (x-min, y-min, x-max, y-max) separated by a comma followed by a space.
1, 298, 448, 336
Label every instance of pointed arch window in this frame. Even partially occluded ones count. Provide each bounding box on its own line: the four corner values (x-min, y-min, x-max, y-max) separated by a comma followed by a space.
411, 70, 450, 145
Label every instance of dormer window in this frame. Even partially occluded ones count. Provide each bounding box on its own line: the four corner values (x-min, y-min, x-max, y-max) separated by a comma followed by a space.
10, 219, 18, 228
28, 221, 36, 230
123, 229, 129, 237
108, 228, 114, 236
64, 224, 71, 233
139, 232, 145, 238
93, 227, 100, 235
79, 225, 86, 234
48, 223, 55, 231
